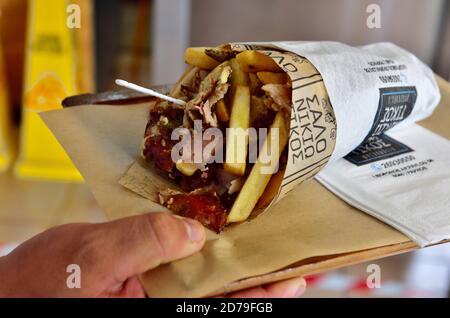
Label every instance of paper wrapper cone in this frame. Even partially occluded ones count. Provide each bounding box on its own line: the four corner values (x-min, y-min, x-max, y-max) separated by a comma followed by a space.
119, 47, 337, 221
40, 46, 412, 297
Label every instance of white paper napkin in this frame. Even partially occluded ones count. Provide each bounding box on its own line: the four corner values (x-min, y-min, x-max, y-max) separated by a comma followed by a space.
317, 124, 450, 247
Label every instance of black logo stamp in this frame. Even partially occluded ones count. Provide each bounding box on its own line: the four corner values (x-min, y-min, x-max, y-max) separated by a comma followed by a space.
345, 86, 417, 166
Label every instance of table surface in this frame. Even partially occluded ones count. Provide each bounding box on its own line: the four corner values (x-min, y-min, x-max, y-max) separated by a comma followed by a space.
0, 170, 106, 243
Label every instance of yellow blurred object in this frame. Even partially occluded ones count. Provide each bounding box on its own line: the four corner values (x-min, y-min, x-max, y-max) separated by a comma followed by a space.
0, 40, 12, 172
24, 73, 68, 111
184, 47, 220, 70
15, 0, 94, 182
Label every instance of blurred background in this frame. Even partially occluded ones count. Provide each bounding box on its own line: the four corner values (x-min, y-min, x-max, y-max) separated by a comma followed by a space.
0, 0, 449, 297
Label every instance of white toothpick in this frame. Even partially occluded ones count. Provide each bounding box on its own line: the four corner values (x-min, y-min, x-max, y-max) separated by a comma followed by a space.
115, 79, 186, 106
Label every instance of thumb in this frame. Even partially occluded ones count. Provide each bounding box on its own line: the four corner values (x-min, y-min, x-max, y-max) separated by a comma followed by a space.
98, 212, 206, 282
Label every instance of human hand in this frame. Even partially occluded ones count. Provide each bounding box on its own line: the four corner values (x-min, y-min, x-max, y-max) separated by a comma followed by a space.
0, 213, 305, 298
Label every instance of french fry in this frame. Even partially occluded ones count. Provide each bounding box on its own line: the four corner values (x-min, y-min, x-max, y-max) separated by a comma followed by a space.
231, 58, 249, 87
236, 50, 282, 73
257, 72, 287, 85
224, 85, 250, 176
255, 169, 285, 211
176, 161, 198, 176
227, 111, 289, 223
216, 99, 230, 122
229, 58, 249, 105
184, 47, 220, 70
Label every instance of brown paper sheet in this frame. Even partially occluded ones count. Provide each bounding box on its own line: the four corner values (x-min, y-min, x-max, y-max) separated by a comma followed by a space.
40, 76, 449, 298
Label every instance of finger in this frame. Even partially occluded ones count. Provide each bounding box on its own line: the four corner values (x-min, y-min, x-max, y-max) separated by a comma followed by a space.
104, 276, 147, 298
228, 277, 306, 298
96, 213, 206, 283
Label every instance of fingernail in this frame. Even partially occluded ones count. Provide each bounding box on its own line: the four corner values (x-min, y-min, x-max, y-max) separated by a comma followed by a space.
182, 218, 205, 242
294, 278, 307, 297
